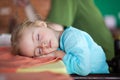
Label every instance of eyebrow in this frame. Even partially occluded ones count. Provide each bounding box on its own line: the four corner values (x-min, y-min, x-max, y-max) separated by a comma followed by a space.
32, 31, 34, 42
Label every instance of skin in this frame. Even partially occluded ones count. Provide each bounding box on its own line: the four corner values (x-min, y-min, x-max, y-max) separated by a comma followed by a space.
19, 22, 65, 58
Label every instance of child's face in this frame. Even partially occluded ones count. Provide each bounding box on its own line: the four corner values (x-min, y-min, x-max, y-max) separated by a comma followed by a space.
19, 26, 59, 57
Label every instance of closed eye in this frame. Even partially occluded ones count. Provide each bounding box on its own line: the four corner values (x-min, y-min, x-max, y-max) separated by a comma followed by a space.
34, 48, 41, 57
38, 48, 41, 55
37, 34, 40, 40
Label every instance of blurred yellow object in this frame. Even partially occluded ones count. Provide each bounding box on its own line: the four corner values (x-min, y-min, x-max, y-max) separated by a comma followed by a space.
17, 60, 67, 74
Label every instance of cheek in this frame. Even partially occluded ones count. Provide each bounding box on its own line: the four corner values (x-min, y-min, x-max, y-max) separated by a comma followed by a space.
43, 47, 57, 54
20, 46, 33, 57
43, 33, 59, 48
19, 39, 34, 57
51, 39, 59, 48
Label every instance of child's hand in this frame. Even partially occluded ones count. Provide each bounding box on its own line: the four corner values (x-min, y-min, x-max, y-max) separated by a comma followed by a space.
35, 50, 65, 59
53, 50, 65, 59
35, 52, 56, 58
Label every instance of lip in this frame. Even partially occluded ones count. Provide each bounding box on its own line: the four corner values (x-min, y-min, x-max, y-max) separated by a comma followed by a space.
49, 41, 51, 48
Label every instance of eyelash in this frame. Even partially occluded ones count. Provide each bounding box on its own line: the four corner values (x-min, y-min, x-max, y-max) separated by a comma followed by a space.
34, 48, 41, 57
33, 34, 41, 58
38, 48, 41, 54
37, 34, 39, 40
37, 34, 41, 55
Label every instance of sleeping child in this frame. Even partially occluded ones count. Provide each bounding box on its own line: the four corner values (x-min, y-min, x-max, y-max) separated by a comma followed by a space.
11, 20, 109, 76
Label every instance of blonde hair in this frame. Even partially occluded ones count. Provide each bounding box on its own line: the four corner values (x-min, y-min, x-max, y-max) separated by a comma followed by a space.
11, 19, 46, 55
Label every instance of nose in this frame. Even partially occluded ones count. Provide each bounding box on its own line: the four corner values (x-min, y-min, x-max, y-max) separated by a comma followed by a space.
40, 42, 47, 48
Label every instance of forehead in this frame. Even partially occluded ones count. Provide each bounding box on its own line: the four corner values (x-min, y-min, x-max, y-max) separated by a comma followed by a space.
19, 27, 35, 57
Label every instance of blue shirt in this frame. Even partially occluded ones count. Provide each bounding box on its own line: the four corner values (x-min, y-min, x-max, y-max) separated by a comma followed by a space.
59, 27, 109, 76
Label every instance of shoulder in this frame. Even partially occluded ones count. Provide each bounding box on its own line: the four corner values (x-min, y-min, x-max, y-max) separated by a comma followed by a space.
62, 26, 80, 35
62, 26, 90, 37
61, 26, 95, 44
60, 26, 84, 43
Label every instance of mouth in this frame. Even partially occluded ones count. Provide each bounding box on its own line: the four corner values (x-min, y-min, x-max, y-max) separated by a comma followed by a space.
49, 40, 52, 48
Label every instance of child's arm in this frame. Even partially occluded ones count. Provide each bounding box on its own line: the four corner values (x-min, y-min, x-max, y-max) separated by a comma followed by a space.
36, 50, 65, 59
53, 50, 65, 59
60, 29, 109, 76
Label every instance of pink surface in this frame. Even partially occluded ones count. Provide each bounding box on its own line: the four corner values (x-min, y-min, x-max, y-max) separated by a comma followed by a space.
0, 47, 58, 72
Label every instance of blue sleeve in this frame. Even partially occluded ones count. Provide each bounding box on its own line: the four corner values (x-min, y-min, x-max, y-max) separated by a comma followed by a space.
61, 30, 93, 76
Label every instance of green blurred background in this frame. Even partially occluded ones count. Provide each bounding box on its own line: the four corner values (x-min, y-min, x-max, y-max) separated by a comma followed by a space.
94, 0, 120, 28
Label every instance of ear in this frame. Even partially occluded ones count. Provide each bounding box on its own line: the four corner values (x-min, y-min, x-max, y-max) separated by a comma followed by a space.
35, 21, 47, 28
